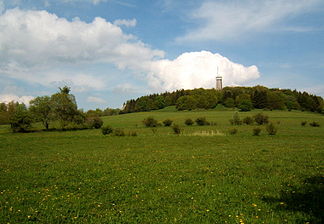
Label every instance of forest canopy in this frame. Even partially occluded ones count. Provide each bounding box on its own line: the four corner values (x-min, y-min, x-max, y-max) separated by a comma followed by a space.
122, 86, 324, 114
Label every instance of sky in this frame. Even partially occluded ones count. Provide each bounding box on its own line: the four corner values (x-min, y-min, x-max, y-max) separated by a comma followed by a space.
0, 0, 324, 110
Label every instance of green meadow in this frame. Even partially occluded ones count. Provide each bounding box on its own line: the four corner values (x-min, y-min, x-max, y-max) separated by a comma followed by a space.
0, 109, 323, 223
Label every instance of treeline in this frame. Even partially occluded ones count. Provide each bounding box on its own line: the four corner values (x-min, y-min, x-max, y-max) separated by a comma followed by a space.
0, 86, 119, 132
122, 86, 324, 113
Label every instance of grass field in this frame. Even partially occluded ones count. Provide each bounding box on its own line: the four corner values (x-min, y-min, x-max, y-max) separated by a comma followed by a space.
0, 109, 323, 223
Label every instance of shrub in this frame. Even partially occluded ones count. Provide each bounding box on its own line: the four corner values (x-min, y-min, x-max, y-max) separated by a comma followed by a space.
309, 121, 320, 127
229, 128, 238, 135
64, 123, 88, 131
238, 100, 253, 111
185, 118, 194, 126
143, 117, 158, 127
266, 122, 277, 135
10, 108, 33, 133
195, 117, 209, 126
86, 116, 103, 129
172, 124, 182, 134
254, 113, 269, 125
253, 127, 262, 136
163, 119, 173, 127
243, 116, 254, 125
301, 121, 307, 126
114, 128, 125, 136
101, 125, 113, 135
229, 112, 242, 125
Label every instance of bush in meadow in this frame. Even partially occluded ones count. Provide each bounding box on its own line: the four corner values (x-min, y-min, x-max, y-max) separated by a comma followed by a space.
229, 112, 242, 125
309, 121, 320, 127
172, 124, 182, 135
266, 122, 277, 135
163, 119, 173, 127
254, 113, 269, 125
143, 117, 158, 127
253, 127, 262, 136
86, 116, 103, 129
301, 121, 307, 126
195, 117, 209, 126
243, 116, 254, 125
185, 118, 194, 126
101, 125, 113, 135
10, 105, 33, 133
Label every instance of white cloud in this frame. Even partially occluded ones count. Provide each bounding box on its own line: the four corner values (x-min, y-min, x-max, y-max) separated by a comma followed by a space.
303, 85, 324, 97
86, 96, 106, 104
0, 9, 260, 95
178, 0, 321, 42
114, 18, 136, 27
0, 9, 163, 90
113, 83, 144, 94
146, 51, 260, 91
0, 94, 34, 105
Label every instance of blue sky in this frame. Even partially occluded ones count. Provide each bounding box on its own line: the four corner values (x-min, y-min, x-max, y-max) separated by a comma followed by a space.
0, 0, 324, 110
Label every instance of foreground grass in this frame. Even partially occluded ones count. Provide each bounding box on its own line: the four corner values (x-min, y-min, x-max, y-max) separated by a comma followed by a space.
0, 110, 323, 223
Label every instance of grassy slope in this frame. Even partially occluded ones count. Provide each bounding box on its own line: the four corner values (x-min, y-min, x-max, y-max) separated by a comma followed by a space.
0, 110, 323, 223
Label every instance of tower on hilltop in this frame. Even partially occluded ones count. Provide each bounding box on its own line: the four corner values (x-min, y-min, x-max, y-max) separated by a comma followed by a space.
216, 67, 222, 90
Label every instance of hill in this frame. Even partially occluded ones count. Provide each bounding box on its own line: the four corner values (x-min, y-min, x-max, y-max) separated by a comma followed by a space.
122, 86, 324, 114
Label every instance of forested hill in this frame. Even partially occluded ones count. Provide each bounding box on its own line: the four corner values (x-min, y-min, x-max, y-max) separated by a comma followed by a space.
122, 86, 324, 114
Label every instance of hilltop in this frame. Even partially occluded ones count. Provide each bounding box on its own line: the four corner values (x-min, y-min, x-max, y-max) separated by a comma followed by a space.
122, 86, 324, 114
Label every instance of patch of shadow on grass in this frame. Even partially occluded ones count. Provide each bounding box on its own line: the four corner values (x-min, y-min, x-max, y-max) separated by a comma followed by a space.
262, 175, 323, 223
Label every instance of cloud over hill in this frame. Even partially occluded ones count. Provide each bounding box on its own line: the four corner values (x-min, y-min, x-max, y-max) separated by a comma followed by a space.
0, 8, 260, 98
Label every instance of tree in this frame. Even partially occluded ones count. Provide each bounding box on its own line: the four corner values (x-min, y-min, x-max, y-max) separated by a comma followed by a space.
86, 116, 103, 129
0, 103, 9, 124
102, 108, 120, 116
153, 96, 166, 109
176, 96, 197, 110
50, 86, 81, 129
235, 93, 253, 111
0, 103, 7, 112
267, 91, 286, 110
10, 104, 32, 132
252, 86, 268, 109
224, 98, 235, 108
238, 99, 253, 111
285, 95, 300, 111
29, 96, 52, 130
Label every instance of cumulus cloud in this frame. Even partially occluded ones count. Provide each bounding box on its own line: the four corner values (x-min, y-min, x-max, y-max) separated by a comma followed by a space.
178, 0, 321, 42
0, 94, 34, 105
86, 96, 107, 104
147, 51, 260, 91
113, 83, 144, 94
0, 8, 260, 94
114, 18, 136, 27
0, 9, 163, 90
